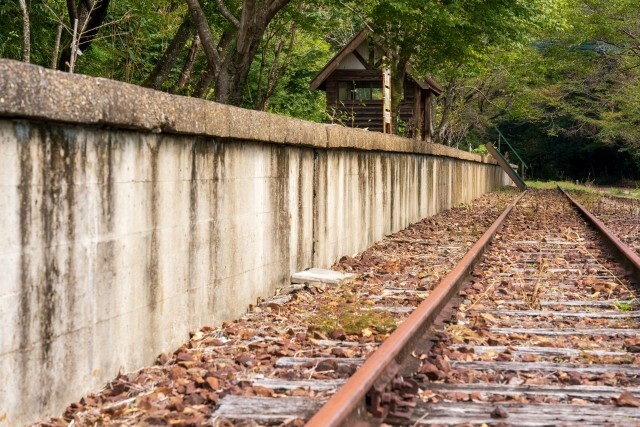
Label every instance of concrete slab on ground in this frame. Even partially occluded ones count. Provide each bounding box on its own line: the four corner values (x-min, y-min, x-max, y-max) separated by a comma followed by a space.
291, 268, 356, 285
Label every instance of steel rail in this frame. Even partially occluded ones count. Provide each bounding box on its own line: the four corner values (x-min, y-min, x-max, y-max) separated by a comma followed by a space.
305, 190, 527, 427
559, 186, 640, 283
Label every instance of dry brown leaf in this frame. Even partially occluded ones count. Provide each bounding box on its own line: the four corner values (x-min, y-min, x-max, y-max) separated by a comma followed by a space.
615, 391, 640, 407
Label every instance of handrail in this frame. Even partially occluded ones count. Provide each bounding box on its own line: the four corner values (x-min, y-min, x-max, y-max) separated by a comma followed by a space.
494, 126, 528, 178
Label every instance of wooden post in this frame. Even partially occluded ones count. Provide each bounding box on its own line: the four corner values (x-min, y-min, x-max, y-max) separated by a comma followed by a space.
414, 85, 422, 140
382, 64, 392, 134
424, 90, 433, 143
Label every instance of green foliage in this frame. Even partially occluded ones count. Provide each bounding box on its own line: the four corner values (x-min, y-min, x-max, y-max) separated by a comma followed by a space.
306, 300, 396, 335
471, 145, 488, 155
0, 0, 68, 66
2, 0, 640, 182
613, 300, 636, 312
74, 1, 186, 83
243, 2, 342, 121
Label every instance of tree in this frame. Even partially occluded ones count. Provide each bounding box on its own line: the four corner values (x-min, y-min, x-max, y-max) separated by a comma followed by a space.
58, 0, 112, 71
183, 0, 291, 105
143, 14, 194, 90
244, 1, 350, 113
18, 0, 30, 63
443, 0, 640, 181
354, 0, 567, 135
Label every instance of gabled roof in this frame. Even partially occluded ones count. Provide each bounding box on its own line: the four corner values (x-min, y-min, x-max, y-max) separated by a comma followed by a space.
310, 28, 442, 96
309, 29, 371, 90
406, 65, 443, 94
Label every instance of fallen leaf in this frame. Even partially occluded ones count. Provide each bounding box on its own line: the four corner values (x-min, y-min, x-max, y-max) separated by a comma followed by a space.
491, 405, 509, 419
615, 391, 640, 407
480, 313, 498, 323
205, 377, 219, 390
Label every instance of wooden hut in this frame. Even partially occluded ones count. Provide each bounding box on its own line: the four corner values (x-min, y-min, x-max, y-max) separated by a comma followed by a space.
310, 29, 442, 141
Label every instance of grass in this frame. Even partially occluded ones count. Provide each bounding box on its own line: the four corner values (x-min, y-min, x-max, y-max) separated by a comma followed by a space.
613, 300, 636, 312
526, 180, 640, 199
306, 303, 397, 336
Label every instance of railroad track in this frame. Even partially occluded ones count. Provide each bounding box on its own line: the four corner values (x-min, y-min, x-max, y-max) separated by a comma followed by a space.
211, 189, 640, 426
39, 188, 640, 426
40, 191, 517, 427
567, 190, 640, 256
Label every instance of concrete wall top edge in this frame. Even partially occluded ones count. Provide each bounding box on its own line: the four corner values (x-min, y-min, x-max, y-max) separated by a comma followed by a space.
0, 59, 494, 164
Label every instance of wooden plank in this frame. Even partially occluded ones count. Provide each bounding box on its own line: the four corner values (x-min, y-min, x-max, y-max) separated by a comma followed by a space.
472, 309, 640, 319
499, 300, 636, 308
370, 306, 414, 313
426, 382, 640, 399
519, 250, 585, 254
213, 396, 640, 425
330, 69, 382, 80
369, 295, 425, 301
512, 263, 602, 268
309, 339, 361, 347
452, 345, 628, 357
275, 357, 365, 368
513, 241, 580, 245
485, 142, 526, 190
213, 396, 323, 421
490, 327, 640, 336
514, 261, 603, 267
451, 360, 640, 375
410, 401, 640, 426
251, 378, 346, 392
380, 287, 431, 294
507, 267, 610, 273
496, 274, 616, 280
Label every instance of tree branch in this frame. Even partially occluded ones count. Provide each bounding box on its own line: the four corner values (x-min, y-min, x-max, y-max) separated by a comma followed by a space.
185, 0, 221, 73
266, 0, 292, 24
18, 0, 30, 63
175, 34, 201, 91
51, 23, 63, 68
214, 0, 239, 28
143, 15, 193, 89
66, 0, 78, 27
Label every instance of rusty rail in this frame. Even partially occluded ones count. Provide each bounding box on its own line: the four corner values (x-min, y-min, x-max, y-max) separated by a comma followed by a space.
559, 186, 640, 284
305, 190, 528, 427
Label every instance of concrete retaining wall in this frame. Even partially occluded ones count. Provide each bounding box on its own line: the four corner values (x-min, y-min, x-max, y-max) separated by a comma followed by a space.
0, 60, 510, 426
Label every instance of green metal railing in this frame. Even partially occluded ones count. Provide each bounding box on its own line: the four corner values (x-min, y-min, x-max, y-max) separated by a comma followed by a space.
494, 126, 528, 179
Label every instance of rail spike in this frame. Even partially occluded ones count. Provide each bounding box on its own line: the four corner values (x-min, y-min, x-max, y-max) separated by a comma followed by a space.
368, 360, 419, 421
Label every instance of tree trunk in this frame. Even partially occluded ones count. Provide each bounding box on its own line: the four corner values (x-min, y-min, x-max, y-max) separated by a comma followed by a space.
143, 16, 193, 89
193, 67, 215, 98
186, 0, 222, 76
174, 34, 201, 91
51, 23, 63, 69
390, 56, 408, 134
186, 0, 291, 106
214, 63, 232, 103
18, 0, 30, 63
59, 0, 111, 71
435, 77, 458, 145
255, 21, 296, 111
220, 0, 293, 106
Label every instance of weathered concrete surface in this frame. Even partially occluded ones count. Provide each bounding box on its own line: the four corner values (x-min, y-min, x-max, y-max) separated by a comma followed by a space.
0, 59, 511, 426
0, 60, 498, 163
